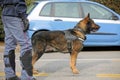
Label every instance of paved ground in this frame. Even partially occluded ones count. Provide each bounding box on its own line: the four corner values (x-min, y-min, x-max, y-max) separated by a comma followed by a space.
0, 42, 120, 80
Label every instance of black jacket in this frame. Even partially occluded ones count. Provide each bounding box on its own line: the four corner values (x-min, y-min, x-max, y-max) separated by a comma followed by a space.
0, 0, 3, 7
0, 0, 28, 19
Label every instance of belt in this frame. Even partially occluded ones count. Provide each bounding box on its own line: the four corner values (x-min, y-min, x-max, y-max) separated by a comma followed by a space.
3, 4, 17, 7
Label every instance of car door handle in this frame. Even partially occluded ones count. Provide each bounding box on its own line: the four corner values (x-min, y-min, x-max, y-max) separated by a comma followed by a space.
54, 19, 63, 21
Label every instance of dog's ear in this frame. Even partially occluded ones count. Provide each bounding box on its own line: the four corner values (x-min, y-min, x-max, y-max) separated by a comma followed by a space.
85, 13, 90, 20
87, 13, 90, 18
83, 13, 90, 22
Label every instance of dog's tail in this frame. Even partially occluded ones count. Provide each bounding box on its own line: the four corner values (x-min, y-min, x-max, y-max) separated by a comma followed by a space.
32, 29, 49, 38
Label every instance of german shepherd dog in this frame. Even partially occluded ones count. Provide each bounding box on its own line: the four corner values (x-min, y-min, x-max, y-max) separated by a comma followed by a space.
32, 14, 100, 74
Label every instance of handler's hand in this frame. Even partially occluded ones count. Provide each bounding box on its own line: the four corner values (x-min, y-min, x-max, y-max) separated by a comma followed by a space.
22, 18, 29, 32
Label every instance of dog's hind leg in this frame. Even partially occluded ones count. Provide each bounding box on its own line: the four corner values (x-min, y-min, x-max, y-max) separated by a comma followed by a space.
32, 50, 44, 65
70, 51, 79, 74
32, 50, 45, 74
32, 43, 46, 74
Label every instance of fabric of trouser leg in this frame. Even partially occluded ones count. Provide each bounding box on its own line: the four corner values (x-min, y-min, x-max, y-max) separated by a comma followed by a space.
21, 70, 36, 80
2, 16, 33, 79
2, 16, 18, 79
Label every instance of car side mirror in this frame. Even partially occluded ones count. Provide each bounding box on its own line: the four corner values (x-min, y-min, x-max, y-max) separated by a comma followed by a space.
112, 15, 119, 20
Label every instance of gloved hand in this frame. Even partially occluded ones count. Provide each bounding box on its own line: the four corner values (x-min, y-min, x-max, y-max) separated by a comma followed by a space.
16, 2, 29, 32
22, 18, 29, 32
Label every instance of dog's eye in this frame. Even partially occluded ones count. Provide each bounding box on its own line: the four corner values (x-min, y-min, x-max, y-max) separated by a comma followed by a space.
87, 21, 91, 26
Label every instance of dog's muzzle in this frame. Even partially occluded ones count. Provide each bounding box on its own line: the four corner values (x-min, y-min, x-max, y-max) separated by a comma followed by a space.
91, 24, 100, 32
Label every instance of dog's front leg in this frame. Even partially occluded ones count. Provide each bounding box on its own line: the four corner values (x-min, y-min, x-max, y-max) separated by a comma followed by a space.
70, 51, 79, 74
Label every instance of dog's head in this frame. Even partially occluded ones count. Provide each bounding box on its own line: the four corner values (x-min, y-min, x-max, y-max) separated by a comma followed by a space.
76, 13, 100, 34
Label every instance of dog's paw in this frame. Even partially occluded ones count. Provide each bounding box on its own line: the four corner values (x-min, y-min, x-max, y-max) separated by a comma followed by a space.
72, 69, 80, 74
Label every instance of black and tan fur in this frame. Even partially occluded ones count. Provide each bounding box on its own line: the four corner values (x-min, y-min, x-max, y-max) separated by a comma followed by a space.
32, 14, 100, 74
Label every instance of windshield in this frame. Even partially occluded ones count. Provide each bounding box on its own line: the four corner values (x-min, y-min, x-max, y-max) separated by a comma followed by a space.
27, 2, 38, 14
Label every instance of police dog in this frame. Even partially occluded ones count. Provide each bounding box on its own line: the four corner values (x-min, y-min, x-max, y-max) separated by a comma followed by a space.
32, 14, 100, 74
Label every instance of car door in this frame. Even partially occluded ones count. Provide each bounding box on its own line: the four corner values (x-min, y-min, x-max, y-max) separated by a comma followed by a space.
28, 2, 82, 37
80, 2, 120, 46
39, 2, 82, 30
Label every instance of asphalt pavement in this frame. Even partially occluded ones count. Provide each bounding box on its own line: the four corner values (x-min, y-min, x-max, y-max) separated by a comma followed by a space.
0, 42, 120, 80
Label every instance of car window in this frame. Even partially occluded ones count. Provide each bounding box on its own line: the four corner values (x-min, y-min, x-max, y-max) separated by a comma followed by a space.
81, 3, 113, 20
40, 3, 52, 16
40, 2, 82, 18
27, 2, 38, 14
53, 2, 80, 18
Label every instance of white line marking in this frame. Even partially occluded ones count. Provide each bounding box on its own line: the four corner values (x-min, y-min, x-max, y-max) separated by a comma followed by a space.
39, 59, 120, 61
0, 59, 120, 62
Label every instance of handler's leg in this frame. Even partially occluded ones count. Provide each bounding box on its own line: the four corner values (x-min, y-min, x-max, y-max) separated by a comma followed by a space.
9, 17, 35, 80
3, 16, 35, 80
2, 16, 19, 80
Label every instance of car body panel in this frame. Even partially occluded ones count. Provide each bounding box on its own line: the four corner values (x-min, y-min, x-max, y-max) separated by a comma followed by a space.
28, 0, 120, 46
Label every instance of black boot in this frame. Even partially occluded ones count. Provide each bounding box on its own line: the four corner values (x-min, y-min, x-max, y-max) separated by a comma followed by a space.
20, 50, 33, 76
9, 50, 16, 72
20, 50, 36, 80
6, 76, 20, 80
4, 50, 20, 80
4, 50, 16, 72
